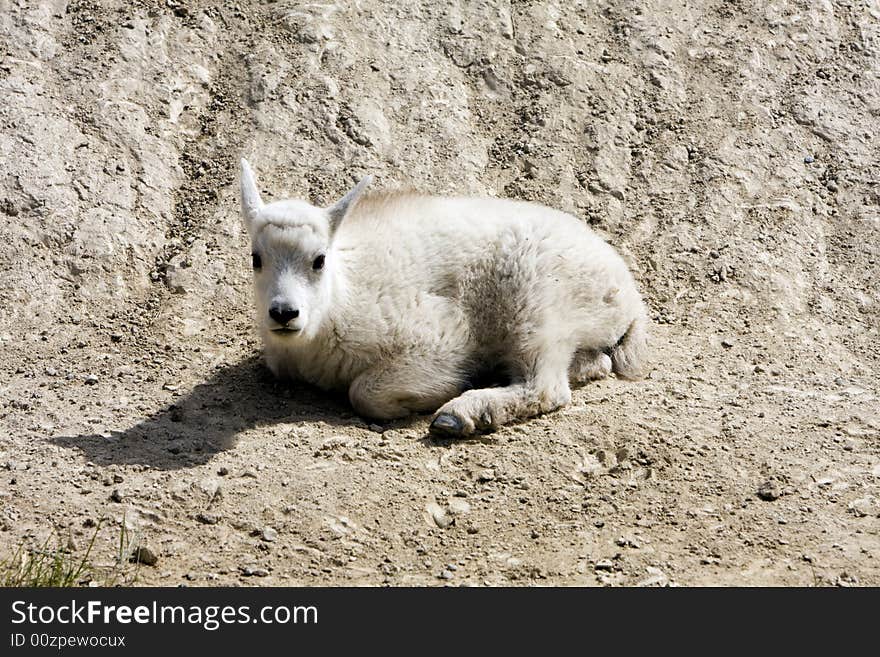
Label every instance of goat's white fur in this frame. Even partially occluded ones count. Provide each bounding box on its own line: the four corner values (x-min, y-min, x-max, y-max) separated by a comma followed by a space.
240, 159, 648, 436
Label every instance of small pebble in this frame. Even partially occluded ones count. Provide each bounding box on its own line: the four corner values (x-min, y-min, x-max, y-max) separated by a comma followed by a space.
804, 155, 814, 164
110, 489, 123, 502
261, 527, 278, 542
438, 569, 454, 580
595, 559, 615, 571
131, 546, 158, 566
84, 374, 99, 385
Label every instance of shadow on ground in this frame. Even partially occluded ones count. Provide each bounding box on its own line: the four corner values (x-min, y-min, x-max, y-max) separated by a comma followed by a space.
51, 356, 368, 470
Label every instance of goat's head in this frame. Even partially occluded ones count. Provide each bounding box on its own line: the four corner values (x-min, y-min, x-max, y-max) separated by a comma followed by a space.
239, 159, 371, 339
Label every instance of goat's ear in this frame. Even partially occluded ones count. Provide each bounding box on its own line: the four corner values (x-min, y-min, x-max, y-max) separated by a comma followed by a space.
327, 175, 372, 234
240, 158, 264, 233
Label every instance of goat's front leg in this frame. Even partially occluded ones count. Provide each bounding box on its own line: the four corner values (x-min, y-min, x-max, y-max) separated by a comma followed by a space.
348, 358, 465, 421
430, 372, 572, 438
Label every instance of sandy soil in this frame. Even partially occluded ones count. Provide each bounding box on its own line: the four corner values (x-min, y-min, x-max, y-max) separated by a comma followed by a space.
1, 0, 878, 586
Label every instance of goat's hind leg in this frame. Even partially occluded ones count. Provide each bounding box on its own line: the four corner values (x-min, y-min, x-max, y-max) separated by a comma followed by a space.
569, 348, 612, 384
430, 341, 574, 438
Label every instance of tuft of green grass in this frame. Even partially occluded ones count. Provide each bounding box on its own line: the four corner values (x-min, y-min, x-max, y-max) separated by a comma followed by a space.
0, 519, 140, 587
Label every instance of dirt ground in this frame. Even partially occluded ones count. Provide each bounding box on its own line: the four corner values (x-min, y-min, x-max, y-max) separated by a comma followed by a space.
1, 0, 878, 586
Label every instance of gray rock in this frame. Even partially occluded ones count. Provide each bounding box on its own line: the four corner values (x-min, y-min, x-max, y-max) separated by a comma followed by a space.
240, 565, 269, 577
757, 480, 783, 501
426, 502, 453, 529
196, 512, 220, 525
636, 566, 669, 587
848, 498, 874, 518
477, 469, 495, 482
447, 498, 471, 515
261, 527, 278, 542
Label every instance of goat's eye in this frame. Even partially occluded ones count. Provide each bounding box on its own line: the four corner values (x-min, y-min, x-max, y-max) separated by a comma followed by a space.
312, 254, 325, 271
252, 253, 262, 270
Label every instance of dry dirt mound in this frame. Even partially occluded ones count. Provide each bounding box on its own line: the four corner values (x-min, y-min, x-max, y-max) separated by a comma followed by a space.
0, 0, 878, 585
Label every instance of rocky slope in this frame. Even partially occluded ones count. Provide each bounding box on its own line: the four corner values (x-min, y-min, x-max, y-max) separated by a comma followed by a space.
0, 0, 877, 585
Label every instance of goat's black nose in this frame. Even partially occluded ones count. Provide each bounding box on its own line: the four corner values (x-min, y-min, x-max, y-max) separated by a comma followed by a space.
269, 306, 299, 325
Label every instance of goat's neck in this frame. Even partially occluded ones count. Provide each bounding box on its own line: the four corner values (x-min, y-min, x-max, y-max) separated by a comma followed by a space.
311, 259, 349, 345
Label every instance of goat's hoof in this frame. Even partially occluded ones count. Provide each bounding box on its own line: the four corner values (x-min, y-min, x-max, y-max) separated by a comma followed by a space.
430, 413, 465, 438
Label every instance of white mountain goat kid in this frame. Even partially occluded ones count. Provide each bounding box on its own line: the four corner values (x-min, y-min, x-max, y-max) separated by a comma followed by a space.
239, 159, 648, 438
